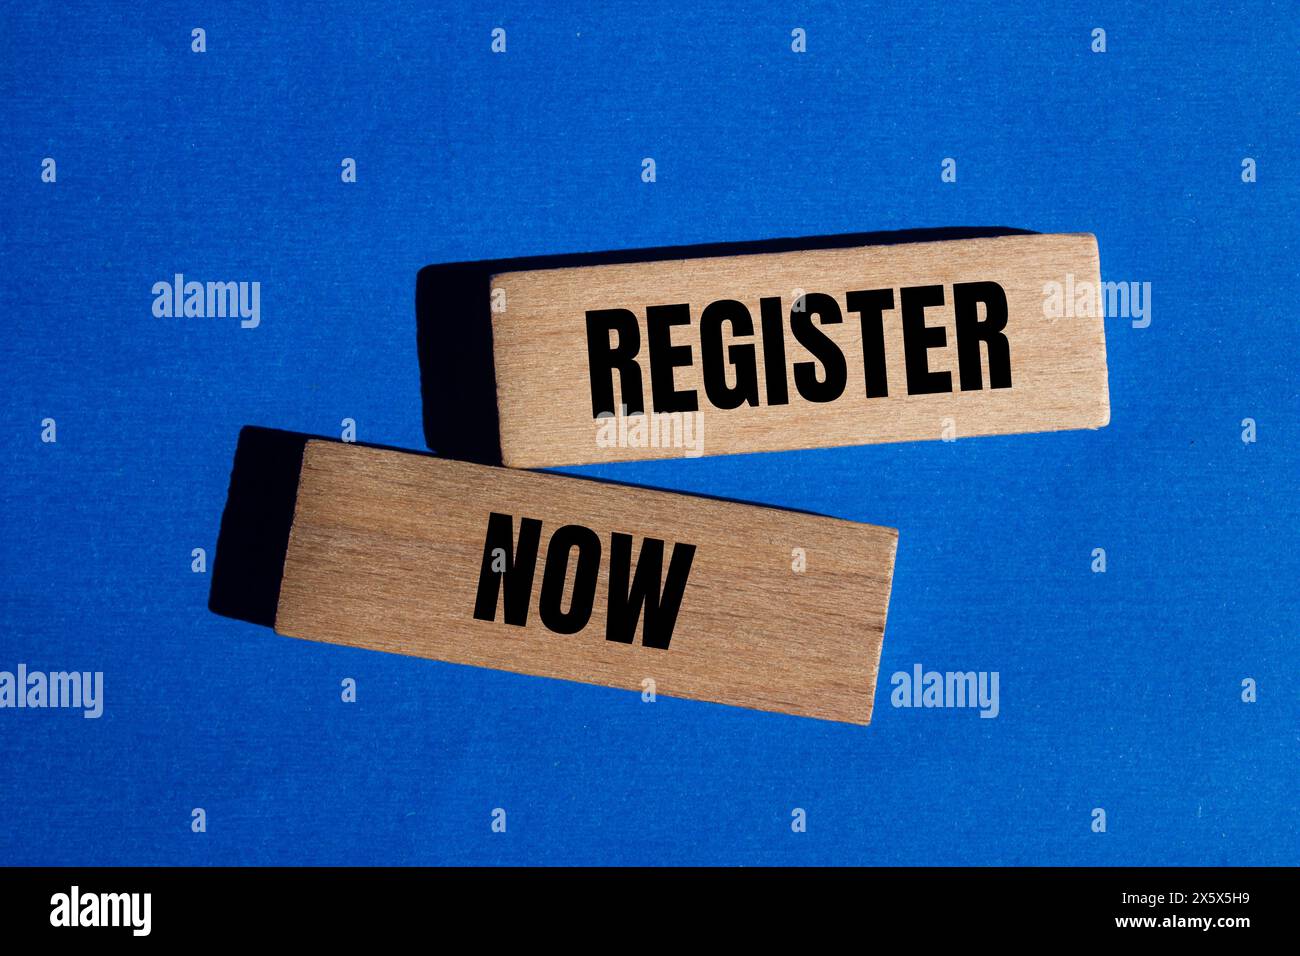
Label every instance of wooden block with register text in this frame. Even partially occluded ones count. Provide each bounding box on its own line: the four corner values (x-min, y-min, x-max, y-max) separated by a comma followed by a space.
273, 441, 898, 724
490, 232, 1109, 466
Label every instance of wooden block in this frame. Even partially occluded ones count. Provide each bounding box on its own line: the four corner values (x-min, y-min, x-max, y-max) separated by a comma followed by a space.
274, 441, 898, 724
490, 232, 1109, 466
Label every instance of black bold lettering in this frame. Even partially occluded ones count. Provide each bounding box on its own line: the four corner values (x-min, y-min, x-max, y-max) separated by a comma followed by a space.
846, 288, 894, 398
586, 309, 644, 416
538, 524, 601, 634
790, 292, 847, 403
758, 296, 790, 405
646, 304, 698, 413
606, 534, 696, 649
953, 281, 1012, 391
900, 285, 952, 395
473, 512, 542, 626
700, 299, 759, 409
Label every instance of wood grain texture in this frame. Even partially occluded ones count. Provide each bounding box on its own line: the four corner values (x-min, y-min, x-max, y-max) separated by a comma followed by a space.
274, 441, 897, 724
490, 232, 1109, 466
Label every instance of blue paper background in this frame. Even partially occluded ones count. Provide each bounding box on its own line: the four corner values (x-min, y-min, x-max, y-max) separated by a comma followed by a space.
2, 2, 1296, 865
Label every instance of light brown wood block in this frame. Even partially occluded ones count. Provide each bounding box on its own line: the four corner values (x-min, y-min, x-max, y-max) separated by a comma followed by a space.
490, 232, 1109, 466
274, 441, 898, 724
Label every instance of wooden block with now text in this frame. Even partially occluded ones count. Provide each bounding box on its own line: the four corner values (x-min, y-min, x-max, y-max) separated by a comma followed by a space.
273, 441, 898, 724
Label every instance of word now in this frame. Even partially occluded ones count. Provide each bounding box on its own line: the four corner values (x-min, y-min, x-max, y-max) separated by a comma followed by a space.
473, 512, 696, 648
586, 282, 1012, 416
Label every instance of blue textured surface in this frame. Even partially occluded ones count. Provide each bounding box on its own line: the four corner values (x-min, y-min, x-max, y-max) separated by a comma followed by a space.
2, 2, 1297, 865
